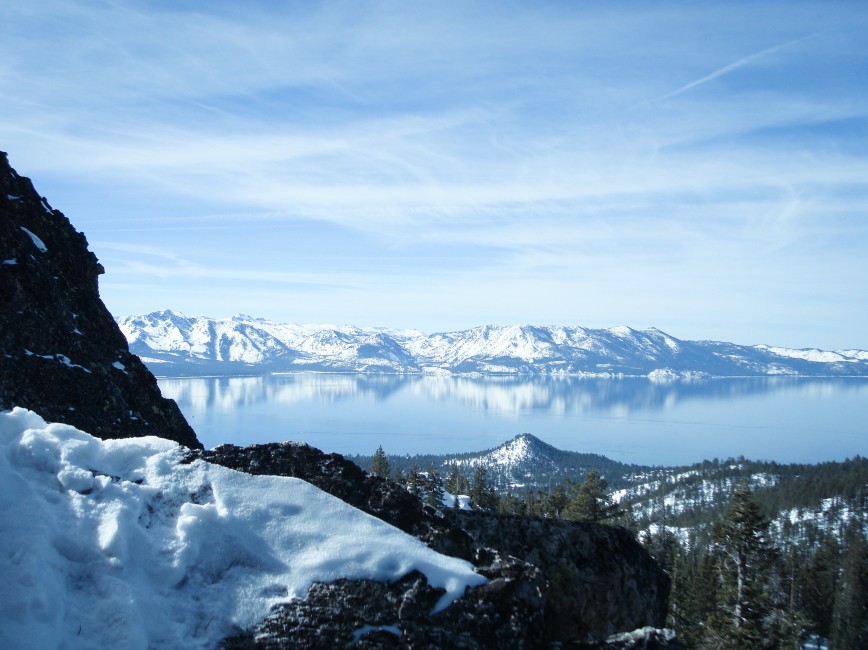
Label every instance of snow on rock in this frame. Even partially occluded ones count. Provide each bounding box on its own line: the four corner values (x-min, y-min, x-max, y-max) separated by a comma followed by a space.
0, 408, 485, 649
19, 226, 47, 253
24, 350, 91, 373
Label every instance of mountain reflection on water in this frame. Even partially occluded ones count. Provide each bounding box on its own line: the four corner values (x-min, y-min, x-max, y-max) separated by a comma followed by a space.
157, 374, 868, 466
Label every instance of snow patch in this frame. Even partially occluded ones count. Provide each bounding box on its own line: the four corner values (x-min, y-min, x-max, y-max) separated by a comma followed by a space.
24, 350, 91, 373
441, 489, 472, 510
351, 623, 402, 644
20, 227, 47, 253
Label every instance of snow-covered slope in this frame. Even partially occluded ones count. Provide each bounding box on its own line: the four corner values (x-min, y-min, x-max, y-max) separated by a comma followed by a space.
0, 408, 484, 650
117, 311, 868, 377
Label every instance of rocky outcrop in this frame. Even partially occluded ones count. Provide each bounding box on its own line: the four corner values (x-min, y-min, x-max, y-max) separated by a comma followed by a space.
445, 511, 671, 645
0, 152, 199, 448
194, 441, 673, 647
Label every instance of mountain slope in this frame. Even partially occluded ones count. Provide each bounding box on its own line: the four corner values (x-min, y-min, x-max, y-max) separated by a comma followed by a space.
118, 310, 868, 377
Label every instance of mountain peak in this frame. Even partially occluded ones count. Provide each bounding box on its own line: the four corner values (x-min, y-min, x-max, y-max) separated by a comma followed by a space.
488, 432, 561, 465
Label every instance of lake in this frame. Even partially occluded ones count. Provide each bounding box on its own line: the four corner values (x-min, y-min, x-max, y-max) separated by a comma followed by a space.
156, 374, 868, 467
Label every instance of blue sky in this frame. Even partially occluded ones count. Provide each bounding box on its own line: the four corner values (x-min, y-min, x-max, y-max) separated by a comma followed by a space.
2, 1, 868, 349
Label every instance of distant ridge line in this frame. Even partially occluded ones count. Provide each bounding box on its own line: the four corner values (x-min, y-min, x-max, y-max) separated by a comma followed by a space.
117, 311, 868, 378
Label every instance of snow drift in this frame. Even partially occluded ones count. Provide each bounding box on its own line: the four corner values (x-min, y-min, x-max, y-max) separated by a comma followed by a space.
0, 408, 484, 649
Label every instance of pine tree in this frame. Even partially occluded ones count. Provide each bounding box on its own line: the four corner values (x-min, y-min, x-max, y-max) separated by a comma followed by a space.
469, 466, 496, 510
369, 445, 391, 478
424, 464, 445, 508
796, 535, 840, 639
544, 481, 569, 518
704, 482, 779, 648
445, 463, 464, 496
669, 541, 718, 648
563, 469, 621, 523
405, 463, 422, 497
830, 524, 868, 649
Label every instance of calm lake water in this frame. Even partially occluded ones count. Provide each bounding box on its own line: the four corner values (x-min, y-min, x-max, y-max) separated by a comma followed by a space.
157, 374, 868, 467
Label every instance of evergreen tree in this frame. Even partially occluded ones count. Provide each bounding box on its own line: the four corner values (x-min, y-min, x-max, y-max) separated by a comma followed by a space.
405, 463, 422, 497
369, 445, 391, 478
669, 541, 718, 648
469, 466, 496, 510
445, 463, 464, 496
830, 524, 868, 649
424, 464, 445, 508
563, 469, 622, 523
641, 525, 680, 574
544, 481, 569, 518
796, 536, 840, 639
704, 482, 781, 649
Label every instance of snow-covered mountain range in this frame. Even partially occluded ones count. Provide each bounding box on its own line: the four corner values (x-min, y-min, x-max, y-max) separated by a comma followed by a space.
117, 310, 868, 377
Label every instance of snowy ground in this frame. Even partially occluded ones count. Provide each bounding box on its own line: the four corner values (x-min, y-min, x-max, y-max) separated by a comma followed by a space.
0, 408, 485, 649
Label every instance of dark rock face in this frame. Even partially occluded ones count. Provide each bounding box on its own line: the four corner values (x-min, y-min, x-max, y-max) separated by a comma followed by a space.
224, 565, 548, 650
0, 152, 200, 448
445, 511, 671, 645
195, 442, 672, 648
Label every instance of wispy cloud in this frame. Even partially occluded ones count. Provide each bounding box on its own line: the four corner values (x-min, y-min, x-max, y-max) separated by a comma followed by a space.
648, 30, 829, 104
3, 1, 868, 348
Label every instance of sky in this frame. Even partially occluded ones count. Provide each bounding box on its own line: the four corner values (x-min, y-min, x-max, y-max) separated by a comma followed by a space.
2, 1, 868, 350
